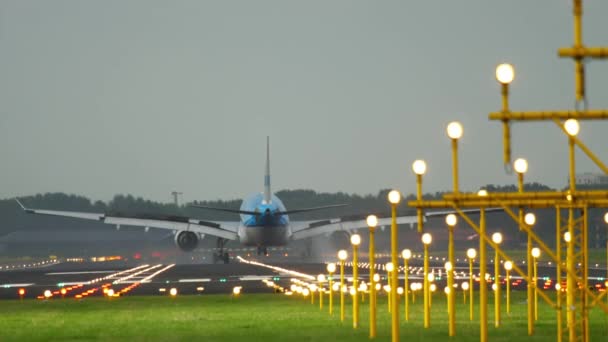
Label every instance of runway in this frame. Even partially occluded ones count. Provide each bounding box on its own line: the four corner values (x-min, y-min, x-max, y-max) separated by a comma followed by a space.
1, 256, 605, 300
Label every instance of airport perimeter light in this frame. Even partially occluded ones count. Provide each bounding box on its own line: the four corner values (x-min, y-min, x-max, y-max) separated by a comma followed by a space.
412, 160, 427, 232
447, 121, 463, 194
445, 214, 457, 336
327, 263, 336, 316
422, 233, 432, 328
351, 234, 361, 329
504, 261, 513, 314
366, 214, 378, 338
531, 248, 541, 321
466, 248, 476, 321
338, 249, 348, 322
492, 233, 503, 328
402, 249, 412, 322
387, 190, 401, 342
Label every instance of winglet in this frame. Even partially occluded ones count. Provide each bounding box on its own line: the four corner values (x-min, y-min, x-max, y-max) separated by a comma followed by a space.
15, 198, 35, 214
15, 198, 26, 210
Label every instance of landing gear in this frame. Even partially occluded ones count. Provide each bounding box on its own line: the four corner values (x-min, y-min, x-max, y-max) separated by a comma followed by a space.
213, 238, 230, 264
257, 246, 268, 256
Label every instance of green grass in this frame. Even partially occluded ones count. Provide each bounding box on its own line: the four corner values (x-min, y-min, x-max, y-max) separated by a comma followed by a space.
1, 292, 606, 341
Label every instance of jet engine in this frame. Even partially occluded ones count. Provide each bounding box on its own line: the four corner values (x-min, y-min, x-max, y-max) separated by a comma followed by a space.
174, 231, 199, 252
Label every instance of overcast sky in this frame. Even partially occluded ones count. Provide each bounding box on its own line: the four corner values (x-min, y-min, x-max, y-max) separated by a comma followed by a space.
1, 0, 607, 204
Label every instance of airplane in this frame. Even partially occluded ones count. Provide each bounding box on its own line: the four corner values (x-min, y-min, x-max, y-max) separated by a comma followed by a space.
16, 137, 494, 263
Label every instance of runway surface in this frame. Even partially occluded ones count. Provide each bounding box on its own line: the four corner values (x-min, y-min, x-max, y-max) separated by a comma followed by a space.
1, 256, 605, 300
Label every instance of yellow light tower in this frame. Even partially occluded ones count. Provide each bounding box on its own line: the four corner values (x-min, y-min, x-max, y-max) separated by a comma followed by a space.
495, 63, 515, 164
466, 248, 477, 321
327, 263, 336, 316
402, 249, 412, 322
446, 122, 463, 194
605, 212, 608, 306
462, 281, 470, 305
351, 234, 361, 329
317, 274, 326, 310
513, 156, 536, 335
412, 160, 427, 233
531, 247, 541, 321
338, 249, 348, 322
492, 232, 503, 328
504, 261, 513, 314
445, 213, 457, 336
366, 214, 378, 338
388, 190, 401, 342
386, 262, 394, 313
524, 211, 537, 331
422, 232, 432, 328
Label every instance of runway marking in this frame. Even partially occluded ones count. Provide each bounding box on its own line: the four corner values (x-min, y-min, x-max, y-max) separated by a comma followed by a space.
46, 271, 117, 275
237, 256, 315, 280
178, 278, 211, 283
2, 283, 34, 288
140, 264, 175, 283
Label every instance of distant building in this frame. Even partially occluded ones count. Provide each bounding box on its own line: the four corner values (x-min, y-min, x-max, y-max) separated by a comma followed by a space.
572, 172, 608, 186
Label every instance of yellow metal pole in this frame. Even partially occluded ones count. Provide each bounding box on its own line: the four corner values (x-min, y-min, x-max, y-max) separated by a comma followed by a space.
495, 247, 501, 328
534, 257, 538, 321
369, 227, 376, 338
480, 209, 488, 342
340, 260, 345, 322
452, 139, 459, 194
573, 0, 585, 102
519, 172, 535, 335
329, 272, 333, 316
556, 206, 563, 342
416, 174, 424, 233
567, 136, 576, 341
404, 258, 409, 321
424, 243, 430, 328
470, 258, 474, 321
387, 270, 391, 313
506, 268, 511, 314
448, 226, 455, 336
390, 204, 399, 342
319, 283, 323, 310
501, 82, 511, 165
353, 245, 359, 329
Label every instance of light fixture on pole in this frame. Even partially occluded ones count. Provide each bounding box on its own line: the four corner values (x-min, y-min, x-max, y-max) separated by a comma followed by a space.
445, 214, 457, 336
496, 63, 515, 164
366, 214, 378, 338
422, 233, 433, 328
446, 122, 463, 194
338, 249, 348, 322
531, 247, 541, 321
504, 261, 513, 314
327, 263, 336, 316
467, 248, 476, 321
492, 232, 503, 328
514, 157, 535, 336
351, 234, 361, 329
388, 189, 401, 342
317, 274, 326, 310
412, 160, 427, 233
402, 249, 412, 322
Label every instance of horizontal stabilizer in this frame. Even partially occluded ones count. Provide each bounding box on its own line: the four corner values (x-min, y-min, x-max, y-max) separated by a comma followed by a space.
275, 204, 347, 216
189, 204, 260, 216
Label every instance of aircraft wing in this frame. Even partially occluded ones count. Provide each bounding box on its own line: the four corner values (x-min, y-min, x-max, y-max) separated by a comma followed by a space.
290, 208, 503, 240
15, 199, 238, 241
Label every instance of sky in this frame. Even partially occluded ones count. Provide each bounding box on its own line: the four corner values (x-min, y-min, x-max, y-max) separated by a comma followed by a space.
1, 0, 607, 204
